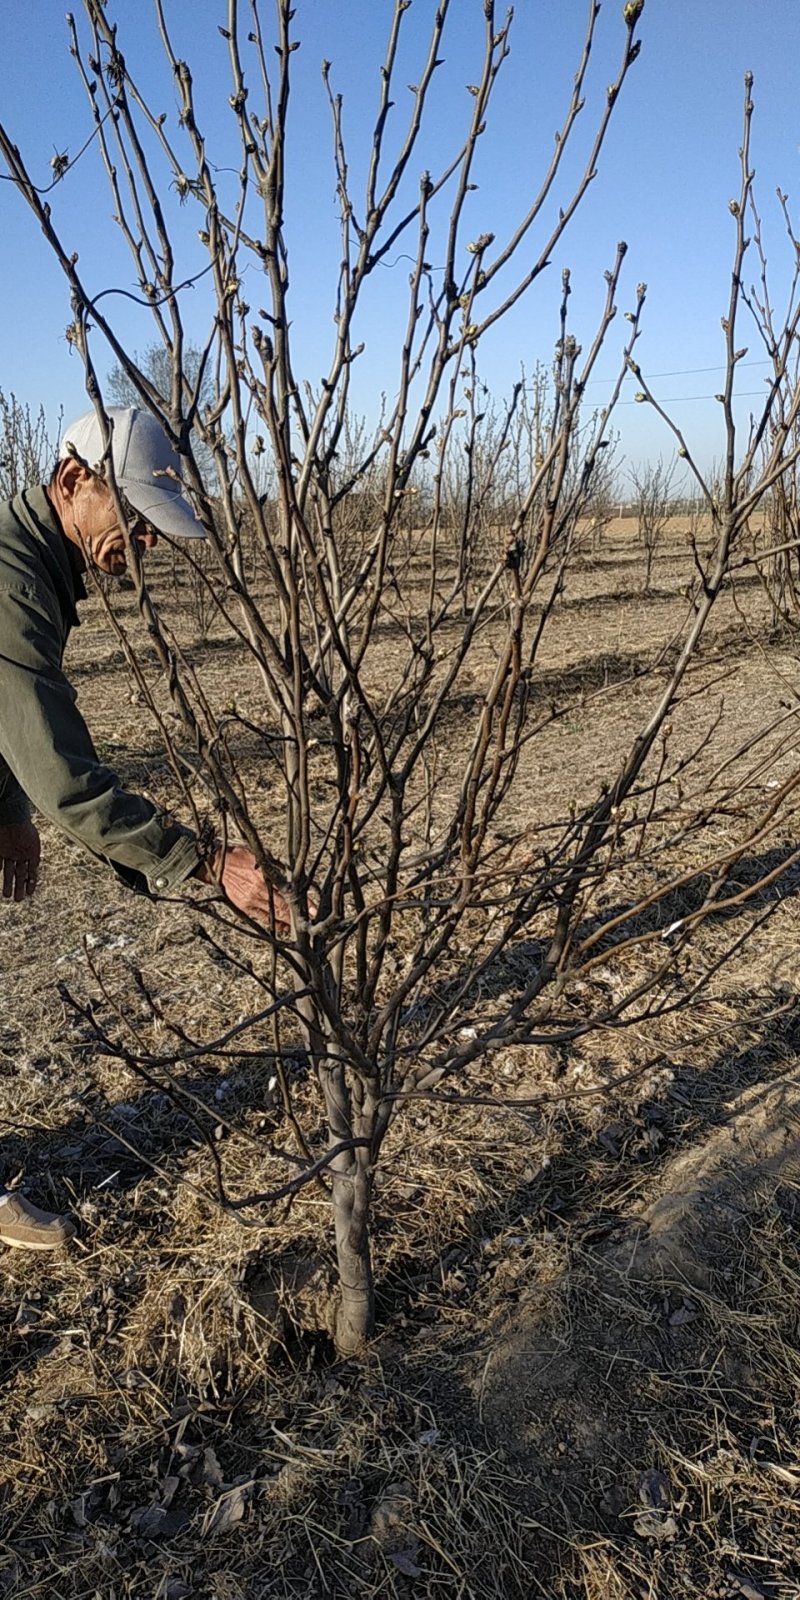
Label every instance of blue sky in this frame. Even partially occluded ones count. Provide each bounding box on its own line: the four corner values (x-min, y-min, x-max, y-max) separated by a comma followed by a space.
1, 1, 799, 476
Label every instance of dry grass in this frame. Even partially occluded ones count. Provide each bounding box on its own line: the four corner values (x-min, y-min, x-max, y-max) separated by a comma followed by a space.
1, 525, 800, 1597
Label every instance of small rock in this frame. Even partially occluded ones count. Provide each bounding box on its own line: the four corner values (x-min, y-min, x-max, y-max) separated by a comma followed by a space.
130, 1503, 189, 1540
201, 1478, 253, 1537
201, 1448, 224, 1488
25, 1403, 56, 1423
388, 1549, 423, 1577
13, 1304, 40, 1334
668, 1304, 697, 1326
633, 1468, 676, 1541
370, 1483, 413, 1552
633, 1509, 678, 1542
726, 1573, 765, 1600
638, 1467, 670, 1509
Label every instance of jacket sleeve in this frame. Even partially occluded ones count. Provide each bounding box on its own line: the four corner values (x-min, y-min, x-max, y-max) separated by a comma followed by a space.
0, 752, 32, 826
0, 582, 199, 892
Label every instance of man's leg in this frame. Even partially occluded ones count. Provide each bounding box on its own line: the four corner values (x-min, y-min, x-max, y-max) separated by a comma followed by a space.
0, 1190, 76, 1251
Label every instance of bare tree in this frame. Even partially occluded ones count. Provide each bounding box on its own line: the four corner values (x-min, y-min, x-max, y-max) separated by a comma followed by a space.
106, 340, 212, 415
731, 188, 800, 631
584, 435, 621, 560
439, 358, 621, 611
0, 389, 61, 498
5, 12, 800, 1355
502, 361, 621, 571
629, 454, 679, 592
761, 465, 800, 629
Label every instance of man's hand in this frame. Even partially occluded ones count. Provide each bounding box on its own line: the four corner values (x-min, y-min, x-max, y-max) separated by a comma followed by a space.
0, 821, 41, 901
196, 845, 293, 934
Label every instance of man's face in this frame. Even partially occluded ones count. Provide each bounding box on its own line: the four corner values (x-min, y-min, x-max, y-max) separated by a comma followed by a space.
69, 472, 158, 576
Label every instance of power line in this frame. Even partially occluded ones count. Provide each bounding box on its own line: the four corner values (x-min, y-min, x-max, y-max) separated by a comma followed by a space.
616, 388, 774, 406
583, 357, 771, 387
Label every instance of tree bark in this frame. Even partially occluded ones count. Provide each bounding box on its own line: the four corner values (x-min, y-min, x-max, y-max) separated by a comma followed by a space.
321, 1064, 376, 1353
330, 1153, 375, 1354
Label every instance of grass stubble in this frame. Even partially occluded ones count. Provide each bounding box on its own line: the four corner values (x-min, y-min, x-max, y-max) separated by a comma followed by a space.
0, 527, 799, 1598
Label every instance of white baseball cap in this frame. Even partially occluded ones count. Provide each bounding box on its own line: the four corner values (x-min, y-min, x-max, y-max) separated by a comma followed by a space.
59, 406, 205, 539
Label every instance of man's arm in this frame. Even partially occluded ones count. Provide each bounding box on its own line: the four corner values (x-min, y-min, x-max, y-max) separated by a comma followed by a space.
0, 583, 197, 892
0, 583, 295, 929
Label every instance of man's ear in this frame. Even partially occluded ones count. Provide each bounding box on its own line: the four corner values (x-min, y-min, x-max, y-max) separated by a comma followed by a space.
54, 457, 92, 502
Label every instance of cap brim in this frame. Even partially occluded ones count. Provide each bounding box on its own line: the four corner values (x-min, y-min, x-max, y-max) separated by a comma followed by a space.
123, 478, 207, 539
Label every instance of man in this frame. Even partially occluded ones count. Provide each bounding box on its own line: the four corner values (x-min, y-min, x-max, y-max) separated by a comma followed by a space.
0, 405, 289, 1250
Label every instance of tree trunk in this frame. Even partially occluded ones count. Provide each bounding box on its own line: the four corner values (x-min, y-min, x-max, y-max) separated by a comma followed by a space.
643, 537, 654, 594
321, 1064, 377, 1354
330, 1153, 375, 1354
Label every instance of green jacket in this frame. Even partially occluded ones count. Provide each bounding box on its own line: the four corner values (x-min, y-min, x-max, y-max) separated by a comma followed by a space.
0, 485, 199, 893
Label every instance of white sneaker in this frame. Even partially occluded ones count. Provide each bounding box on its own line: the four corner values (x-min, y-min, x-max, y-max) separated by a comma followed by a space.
0, 1191, 76, 1251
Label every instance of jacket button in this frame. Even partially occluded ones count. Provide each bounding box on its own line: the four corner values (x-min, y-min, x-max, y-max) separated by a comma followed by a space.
155, 875, 168, 889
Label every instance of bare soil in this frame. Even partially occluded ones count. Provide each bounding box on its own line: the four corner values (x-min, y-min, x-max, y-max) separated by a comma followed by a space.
2, 521, 800, 1599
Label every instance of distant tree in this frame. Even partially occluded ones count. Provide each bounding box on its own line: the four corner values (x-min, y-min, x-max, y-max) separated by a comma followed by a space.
761, 465, 800, 629
107, 342, 216, 485
585, 437, 621, 560
0, 390, 61, 498
107, 341, 211, 415
629, 455, 679, 593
